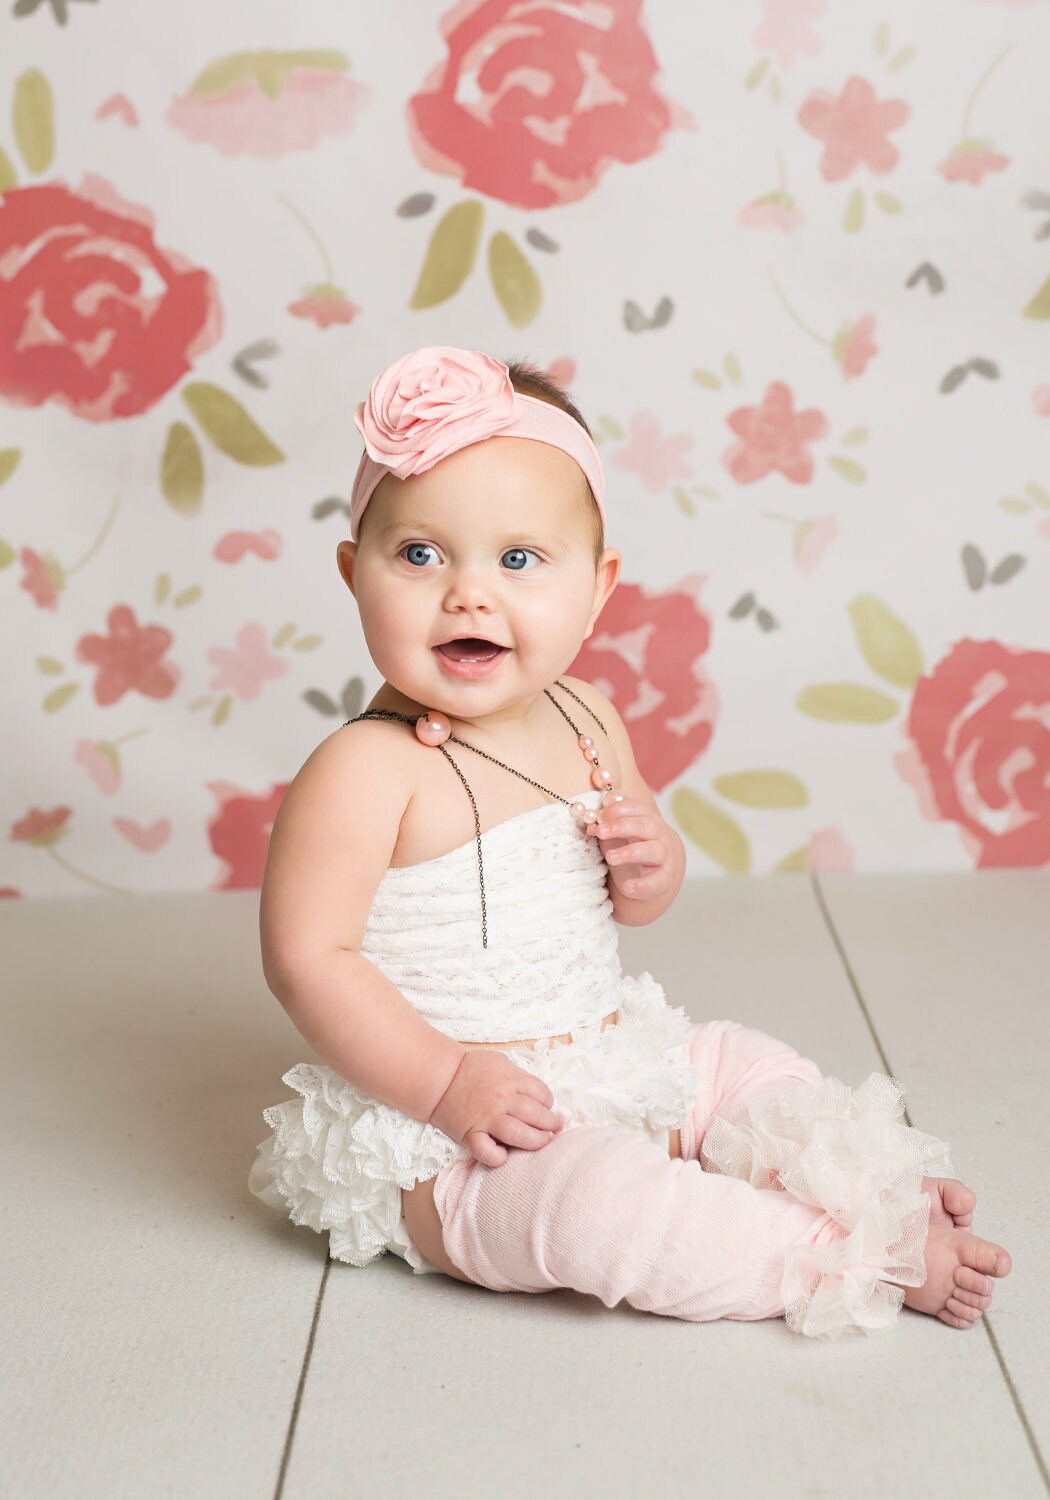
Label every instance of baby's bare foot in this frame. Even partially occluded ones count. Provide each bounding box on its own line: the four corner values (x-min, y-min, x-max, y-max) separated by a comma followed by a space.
923, 1175, 976, 1231
891, 1222, 1012, 1330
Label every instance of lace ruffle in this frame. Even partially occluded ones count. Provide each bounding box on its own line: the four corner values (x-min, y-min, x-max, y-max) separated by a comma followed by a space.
249, 970, 699, 1268
700, 1072, 955, 1339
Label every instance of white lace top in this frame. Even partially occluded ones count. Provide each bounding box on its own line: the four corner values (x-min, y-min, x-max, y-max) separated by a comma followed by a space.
359, 786, 623, 1042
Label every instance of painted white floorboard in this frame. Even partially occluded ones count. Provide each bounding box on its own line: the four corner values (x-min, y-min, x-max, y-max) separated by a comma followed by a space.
817, 870, 1047, 1487
285, 876, 1043, 1500
3, 879, 1044, 1499
2, 893, 321, 1500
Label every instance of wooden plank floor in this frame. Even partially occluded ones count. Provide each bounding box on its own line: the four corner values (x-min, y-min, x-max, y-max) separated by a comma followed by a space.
3, 874, 1045, 1500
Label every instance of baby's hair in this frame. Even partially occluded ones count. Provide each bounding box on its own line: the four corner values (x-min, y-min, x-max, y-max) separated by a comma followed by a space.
504, 357, 606, 572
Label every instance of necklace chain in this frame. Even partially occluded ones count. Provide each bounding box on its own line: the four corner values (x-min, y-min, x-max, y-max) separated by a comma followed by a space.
346, 679, 610, 948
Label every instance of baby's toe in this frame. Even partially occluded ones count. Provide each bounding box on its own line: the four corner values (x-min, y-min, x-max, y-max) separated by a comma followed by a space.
961, 1237, 1012, 1279
939, 1305, 977, 1330
951, 1283, 991, 1311
945, 1296, 982, 1325
956, 1265, 995, 1298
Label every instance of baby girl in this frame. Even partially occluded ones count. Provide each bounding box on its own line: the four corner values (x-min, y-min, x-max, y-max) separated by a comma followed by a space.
249, 344, 1011, 1338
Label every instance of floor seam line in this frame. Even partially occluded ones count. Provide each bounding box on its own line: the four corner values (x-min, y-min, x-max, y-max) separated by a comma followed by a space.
273, 1251, 333, 1500
810, 873, 1047, 1495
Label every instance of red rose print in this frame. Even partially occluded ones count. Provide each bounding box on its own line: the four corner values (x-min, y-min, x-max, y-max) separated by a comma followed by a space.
723, 382, 829, 485
568, 577, 717, 792
0, 176, 222, 421
896, 638, 1050, 868
407, 0, 695, 209
75, 604, 181, 706
208, 780, 288, 889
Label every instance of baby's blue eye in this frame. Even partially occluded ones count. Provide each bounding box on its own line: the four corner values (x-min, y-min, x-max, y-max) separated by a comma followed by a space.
402, 543, 438, 567
502, 548, 539, 571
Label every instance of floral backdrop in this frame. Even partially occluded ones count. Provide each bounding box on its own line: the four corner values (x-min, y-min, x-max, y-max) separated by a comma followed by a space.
2, 0, 1048, 900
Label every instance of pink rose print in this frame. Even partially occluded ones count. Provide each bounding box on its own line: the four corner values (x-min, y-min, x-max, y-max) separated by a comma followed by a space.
75, 604, 181, 706
0, 177, 222, 421
207, 623, 290, 701
113, 817, 172, 852
723, 382, 829, 485
807, 828, 855, 873
895, 639, 1050, 868
167, 50, 368, 159
568, 576, 717, 792
407, 0, 696, 210
612, 413, 694, 491
753, 0, 825, 71
798, 76, 909, 181
208, 780, 287, 889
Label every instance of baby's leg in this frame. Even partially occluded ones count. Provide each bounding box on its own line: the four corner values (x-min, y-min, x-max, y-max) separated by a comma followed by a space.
432, 1122, 846, 1326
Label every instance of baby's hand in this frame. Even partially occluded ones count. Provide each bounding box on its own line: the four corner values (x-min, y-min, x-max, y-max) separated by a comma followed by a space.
588, 796, 676, 901
428, 1049, 566, 1167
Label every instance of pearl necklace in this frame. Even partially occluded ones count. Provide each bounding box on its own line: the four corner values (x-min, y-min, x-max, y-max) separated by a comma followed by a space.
347, 679, 624, 949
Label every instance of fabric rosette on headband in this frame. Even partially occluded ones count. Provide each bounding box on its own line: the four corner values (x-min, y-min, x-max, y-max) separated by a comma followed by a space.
348, 345, 606, 541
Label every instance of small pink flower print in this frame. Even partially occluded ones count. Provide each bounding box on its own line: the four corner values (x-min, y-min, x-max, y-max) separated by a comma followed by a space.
95, 94, 139, 127
74, 739, 120, 794
207, 622, 289, 701
723, 382, 829, 485
19, 547, 60, 609
207, 780, 288, 889
753, 0, 825, 72
798, 75, 909, 182
168, 51, 368, 159
113, 817, 172, 852
895, 638, 1050, 868
1032, 385, 1050, 417
75, 604, 181, 706
213, 529, 283, 564
807, 828, 854, 872
936, 145, 1010, 185
737, 195, 807, 233
612, 413, 694, 492
11, 806, 72, 846
545, 357, 576, 388
287, 287, 360, 328
568, 575, 717, 791
840, 314, 877, 379
406, 0, 696, 210
795, 516, 839, 572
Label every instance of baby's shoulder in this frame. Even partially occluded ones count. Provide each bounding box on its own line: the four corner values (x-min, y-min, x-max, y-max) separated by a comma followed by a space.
289, 714, 418, 820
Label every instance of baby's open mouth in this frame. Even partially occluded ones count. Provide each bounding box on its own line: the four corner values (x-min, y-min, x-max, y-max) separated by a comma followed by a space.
435, 638, 508, 662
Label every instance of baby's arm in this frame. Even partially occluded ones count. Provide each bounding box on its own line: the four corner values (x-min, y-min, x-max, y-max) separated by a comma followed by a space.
259, 726, 563, 1164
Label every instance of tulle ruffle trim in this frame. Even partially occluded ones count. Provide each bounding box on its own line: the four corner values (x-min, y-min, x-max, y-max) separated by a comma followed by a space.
700, 1072, 955, 1339
248, 971, 699, 1268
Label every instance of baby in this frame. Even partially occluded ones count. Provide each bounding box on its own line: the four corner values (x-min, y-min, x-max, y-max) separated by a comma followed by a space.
250, 344, 1011, 1339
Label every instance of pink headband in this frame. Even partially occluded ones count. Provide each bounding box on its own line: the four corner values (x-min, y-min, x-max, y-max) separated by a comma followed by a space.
349, 345, 606, 543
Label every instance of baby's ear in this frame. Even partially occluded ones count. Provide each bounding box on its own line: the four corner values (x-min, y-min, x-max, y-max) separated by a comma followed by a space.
336, 541, 357, 594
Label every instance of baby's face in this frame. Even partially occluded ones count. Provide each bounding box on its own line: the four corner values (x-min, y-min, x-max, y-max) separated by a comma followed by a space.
337, 435, 614, 719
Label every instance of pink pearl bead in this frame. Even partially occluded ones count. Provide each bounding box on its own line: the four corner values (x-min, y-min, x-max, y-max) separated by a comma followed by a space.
415, 711, 451, 746
591, 766, 614, 790
569, 800, 589, 820
578, 736, 594, 751
603, 790, 625, 807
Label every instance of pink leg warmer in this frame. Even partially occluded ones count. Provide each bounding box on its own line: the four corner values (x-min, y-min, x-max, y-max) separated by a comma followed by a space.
432, 1120, 844, 1322
433, 1014, 851, 1324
